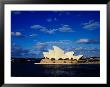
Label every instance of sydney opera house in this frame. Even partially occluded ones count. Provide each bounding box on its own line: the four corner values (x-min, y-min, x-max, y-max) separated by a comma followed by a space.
40, 46, 83, 64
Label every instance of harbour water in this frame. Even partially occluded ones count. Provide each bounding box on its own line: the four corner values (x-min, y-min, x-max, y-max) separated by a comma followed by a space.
11, 62, 100, 77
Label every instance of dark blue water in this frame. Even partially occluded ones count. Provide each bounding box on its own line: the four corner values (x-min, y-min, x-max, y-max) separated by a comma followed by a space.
11, 62, 100, 77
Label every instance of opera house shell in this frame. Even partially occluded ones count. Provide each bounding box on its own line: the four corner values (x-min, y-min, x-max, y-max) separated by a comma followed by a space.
40, 46, 83, 64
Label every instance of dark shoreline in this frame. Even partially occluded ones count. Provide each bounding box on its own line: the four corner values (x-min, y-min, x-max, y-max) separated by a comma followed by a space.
11, 57, 100, 64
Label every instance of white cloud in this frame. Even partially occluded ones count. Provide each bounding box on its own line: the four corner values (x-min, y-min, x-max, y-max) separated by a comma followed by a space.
59, 25, 74, 32
82, 20, 100, 30
76, 38, 99, 44
76, 39, 89, 43
30, 25, 45, 29
40, 28, 57, 34
31, 24, 57, 34
16, 32, 22, 36
46, 29, 57, 34
31, 24, 74, 34
11, 32, 22, 36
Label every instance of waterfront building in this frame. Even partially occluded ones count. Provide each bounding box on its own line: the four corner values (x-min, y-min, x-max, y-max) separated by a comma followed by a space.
40, 46, 83, 64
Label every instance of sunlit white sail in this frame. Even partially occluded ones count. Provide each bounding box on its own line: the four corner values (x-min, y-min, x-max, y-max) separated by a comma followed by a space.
43, 46, 83, 60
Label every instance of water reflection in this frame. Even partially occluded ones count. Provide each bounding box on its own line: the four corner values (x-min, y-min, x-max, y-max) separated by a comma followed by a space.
42, 64, 79, 76
11, 63, 100, 77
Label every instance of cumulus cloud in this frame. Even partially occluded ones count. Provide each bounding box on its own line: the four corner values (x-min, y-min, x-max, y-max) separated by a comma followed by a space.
76, 39, 89, 43
59, 25, 74, 32
82, 20, 100, 30
40, 28, 57, 34
31, 24, 74, 34
46, 29, 57, 34
11, 32, 22, 36
76, 38, 99, 44
31, 25, 57, 34
30, 25, 45, 29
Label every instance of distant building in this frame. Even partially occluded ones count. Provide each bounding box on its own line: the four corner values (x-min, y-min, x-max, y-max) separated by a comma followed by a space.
40, 46, 83, 64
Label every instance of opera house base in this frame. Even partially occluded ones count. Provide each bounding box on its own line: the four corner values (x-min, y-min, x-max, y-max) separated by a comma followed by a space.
39, 58, 78, 64
33, 58, 100, 64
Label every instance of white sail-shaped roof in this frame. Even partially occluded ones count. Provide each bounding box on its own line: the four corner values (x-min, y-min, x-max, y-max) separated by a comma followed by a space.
65, 51, 74, 59
48, 50, 54, 58
43, 46, 83, 60
43, 52, 48, 56
53, 46, 65, 60
43, 52, 49, 58
73, 55, 83, 60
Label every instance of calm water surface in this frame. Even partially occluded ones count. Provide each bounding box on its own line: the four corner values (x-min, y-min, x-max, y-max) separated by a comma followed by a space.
11, 62, 100, 77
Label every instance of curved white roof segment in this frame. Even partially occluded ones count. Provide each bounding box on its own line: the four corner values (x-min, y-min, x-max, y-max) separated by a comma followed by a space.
43, 46, 83, 60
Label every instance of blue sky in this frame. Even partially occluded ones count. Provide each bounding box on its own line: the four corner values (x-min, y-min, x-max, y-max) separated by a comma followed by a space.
11, 11, 100, 58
